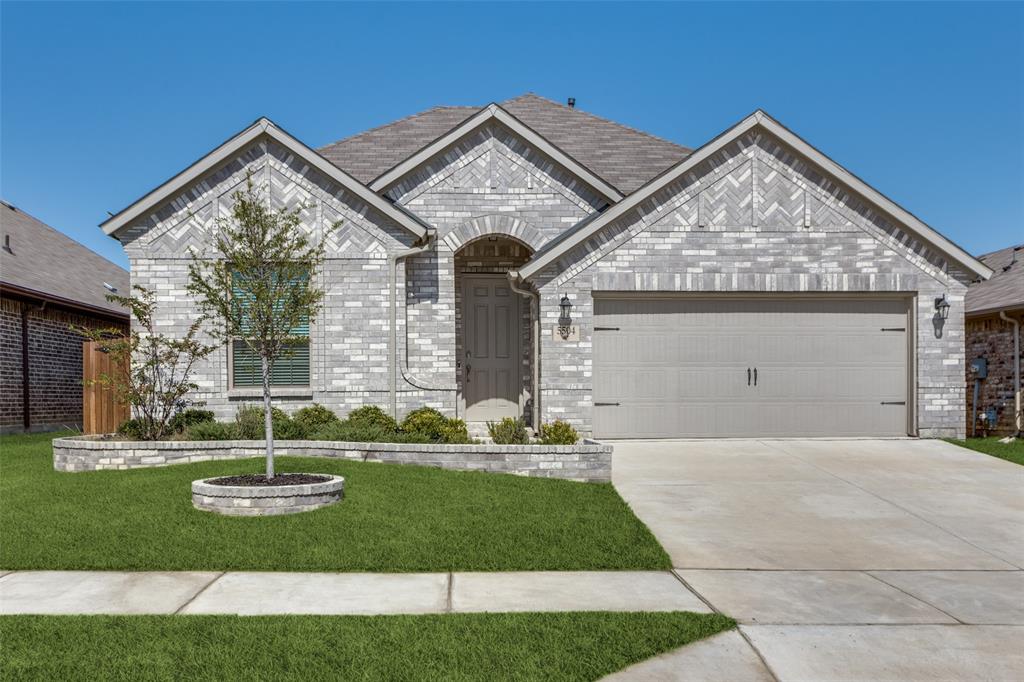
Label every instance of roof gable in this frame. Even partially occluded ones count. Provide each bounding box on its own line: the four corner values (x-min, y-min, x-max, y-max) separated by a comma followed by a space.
317, 94, 691, 195
518, 110, 993, 282
101, 118, 428, 241
1, 201, 129, 317
365, 103, 625, 203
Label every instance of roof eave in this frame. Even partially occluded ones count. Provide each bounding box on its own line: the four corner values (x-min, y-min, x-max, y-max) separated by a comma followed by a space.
966, 302, 1024, 318
100, 117, 427, 241
519, 110, 993, 282
367, 103, 625, 203
0, 282, 130, 321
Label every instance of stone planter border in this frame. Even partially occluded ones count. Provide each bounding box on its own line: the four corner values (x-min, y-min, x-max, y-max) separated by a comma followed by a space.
192, 474, 345, 516
53, 436, 612, 482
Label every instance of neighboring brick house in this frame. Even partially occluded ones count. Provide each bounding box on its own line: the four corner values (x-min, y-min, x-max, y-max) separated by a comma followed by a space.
100, 94, 992, 438
0, 201, 129, 433
965, 244, 1023, 436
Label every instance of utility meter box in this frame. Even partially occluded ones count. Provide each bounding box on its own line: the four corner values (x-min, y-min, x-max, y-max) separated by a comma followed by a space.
971, 357, 988, 378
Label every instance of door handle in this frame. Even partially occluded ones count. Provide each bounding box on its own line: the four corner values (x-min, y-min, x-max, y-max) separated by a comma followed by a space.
754, 368, 758, 386
465, 364, 471, 382
747, 368, 751, 386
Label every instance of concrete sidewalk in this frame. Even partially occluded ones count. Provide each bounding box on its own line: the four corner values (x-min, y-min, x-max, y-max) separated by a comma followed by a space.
0, 570, 710, 616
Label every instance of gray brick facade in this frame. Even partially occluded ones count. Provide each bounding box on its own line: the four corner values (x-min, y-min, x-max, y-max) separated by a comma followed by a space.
113, 117, 974, 438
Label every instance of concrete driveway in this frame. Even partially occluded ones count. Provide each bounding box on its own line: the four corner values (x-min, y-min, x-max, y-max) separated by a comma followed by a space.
608, 439, 1024, 681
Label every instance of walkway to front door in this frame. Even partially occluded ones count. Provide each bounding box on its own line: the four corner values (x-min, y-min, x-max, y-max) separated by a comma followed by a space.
462, 274, 521, 422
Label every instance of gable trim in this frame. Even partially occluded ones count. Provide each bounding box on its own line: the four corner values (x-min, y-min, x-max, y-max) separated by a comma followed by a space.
367, 103, 625, 203
518, 110, 992, 282
100, 118, 428, 241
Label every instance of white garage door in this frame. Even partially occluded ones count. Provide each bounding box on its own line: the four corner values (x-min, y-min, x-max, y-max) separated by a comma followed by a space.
592, 296, 911, 438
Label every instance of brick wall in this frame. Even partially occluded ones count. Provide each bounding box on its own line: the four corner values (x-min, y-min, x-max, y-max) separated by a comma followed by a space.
0, 295, 126, 433
966, 314, 1022, 436
534, 128, 972, 438
116, 123, 974, 438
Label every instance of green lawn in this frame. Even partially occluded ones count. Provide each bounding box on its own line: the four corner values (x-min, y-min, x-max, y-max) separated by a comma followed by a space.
0, 432, 669, 571
0, 612, 734, 681
946, 436, 1024, 466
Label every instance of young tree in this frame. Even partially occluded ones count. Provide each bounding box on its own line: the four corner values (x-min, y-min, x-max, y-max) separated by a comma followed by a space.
77, 286, 216, 440
187, 177, 326, 478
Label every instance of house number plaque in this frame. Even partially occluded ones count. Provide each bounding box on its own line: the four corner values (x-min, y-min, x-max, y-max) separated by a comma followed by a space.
552, 324, 579, 342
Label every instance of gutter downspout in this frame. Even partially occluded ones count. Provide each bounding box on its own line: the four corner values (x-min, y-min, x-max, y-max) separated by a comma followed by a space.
389, 230, 435, 419
1000, 311, 1022, 435
508, 270, 540, 429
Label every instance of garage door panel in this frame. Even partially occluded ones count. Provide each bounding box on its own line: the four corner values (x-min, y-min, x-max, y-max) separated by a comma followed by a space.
592, 297, 909, 438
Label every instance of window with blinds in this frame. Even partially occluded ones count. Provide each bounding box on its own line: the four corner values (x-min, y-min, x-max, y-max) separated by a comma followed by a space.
230, 271, 311, 387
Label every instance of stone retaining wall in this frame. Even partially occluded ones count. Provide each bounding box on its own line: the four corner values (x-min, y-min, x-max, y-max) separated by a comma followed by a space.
52, 436, 613, 482
192, 474, 345, 516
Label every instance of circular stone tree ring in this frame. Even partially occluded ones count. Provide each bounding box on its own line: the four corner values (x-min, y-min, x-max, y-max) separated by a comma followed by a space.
191, 474, 345, 516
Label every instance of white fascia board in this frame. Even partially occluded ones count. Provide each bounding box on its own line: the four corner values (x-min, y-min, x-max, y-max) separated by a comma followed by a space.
101, 118, 427, 241
519, 110, 992, 281
368, 104, 624, 203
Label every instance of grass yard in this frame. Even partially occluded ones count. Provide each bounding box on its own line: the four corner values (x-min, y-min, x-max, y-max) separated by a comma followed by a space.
946, 436, 1024, 466
0, 612, 734, 681
0, 432, 669, 572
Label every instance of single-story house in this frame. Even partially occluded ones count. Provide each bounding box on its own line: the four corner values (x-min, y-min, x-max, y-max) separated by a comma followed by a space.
965, 244, 1022, 436
1, 200, 129, 433
100, 94, 992, 439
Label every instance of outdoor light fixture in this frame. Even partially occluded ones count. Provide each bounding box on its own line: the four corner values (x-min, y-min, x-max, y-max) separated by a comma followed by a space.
559, 294, 573, 321
934, 294, 951, 320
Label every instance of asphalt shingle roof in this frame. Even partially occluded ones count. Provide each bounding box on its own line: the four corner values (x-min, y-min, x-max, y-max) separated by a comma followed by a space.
318, 93, 691, 195
966, 243, 1024, 316
0, 201, 129, 317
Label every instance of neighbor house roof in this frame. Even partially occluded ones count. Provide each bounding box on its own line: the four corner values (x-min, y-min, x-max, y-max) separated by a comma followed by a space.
318, 93, 691, 195
966, 244, 1024, 316
1, 201, 129, 318
101, 118, 430, 241
516, 110, 993, 283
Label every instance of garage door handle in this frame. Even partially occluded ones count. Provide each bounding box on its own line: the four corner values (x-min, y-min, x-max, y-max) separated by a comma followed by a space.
881, 401, 906, 405
594, 402, 620, 407
747, 368, 751, 386
754, 368, 758, 386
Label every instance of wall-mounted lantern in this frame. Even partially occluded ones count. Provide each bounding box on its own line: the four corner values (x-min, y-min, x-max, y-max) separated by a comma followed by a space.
559, 294, 573, 322
934, 294, 951, 321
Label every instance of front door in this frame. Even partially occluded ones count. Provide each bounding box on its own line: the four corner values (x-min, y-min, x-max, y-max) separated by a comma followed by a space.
462, 275, 521, 422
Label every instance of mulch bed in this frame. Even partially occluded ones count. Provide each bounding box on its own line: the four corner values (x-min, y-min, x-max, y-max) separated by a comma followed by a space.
206, 473, 331, 487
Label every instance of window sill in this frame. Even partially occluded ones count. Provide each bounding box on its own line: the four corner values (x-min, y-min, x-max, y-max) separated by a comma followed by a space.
227, 387, 314, 399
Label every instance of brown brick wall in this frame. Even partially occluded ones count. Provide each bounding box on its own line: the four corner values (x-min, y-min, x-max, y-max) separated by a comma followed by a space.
965, 313, 1022, 436
0, 296, 127, 433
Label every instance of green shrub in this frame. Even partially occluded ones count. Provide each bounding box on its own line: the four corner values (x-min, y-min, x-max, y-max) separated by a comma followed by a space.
487, 417, 529, 445
400, 407, 470, 444
538, 420, 579, 445
168, 409, 215, 434
116, 418, 145, 440
346, 405, 399, 433
437, 418, 472, 444
274, 418, 309, 440
292, 404, 339, 432
312, 421, 430, 444
234, 405, 291, 439
186, 421, 238, 441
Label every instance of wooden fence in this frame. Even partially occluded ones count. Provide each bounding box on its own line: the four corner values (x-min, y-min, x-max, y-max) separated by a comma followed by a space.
82, 340, 129, 434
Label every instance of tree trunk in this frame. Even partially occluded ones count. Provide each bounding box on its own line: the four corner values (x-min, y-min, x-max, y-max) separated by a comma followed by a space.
261, 354, 275, 479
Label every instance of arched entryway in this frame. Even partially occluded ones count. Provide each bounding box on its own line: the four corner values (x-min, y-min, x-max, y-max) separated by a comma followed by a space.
454, 236, 533, 424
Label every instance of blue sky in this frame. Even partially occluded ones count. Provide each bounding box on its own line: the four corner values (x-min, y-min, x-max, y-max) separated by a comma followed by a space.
2, 1, 1021, 270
